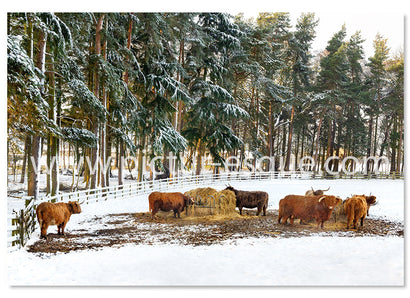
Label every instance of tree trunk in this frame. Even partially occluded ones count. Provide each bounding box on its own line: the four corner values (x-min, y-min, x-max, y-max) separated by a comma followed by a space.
195, 139, 204, 176
137, 135, 145, 182
367, 115, 373, 173
118, 140, 125, 185
28, 135, 41, 198
20, 135, 30, 183
373, 115, 378, 156
100, 23, 108, 189
326, 119, 335, 170
281, 125, 287, 156
177, 38, 185, 132
47, 55, 59, 196
268, 101, 273, 157
90, 14, 104, 189
295, 129, 300, 165
123, 14, 132, 83
390, 117, 397, 173
175, 38, 185, 131
46, 135, 51, 194
378, 118, 393, 170
332, 122, 341, 173
396, 115, 403, 174
105, 126, 112, 186
284, 105, 295, 171
300, 125, 305, 159
313, 110, 326, 172
28, 29, 47, 199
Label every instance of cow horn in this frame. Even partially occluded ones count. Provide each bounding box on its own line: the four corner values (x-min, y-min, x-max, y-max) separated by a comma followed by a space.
311, 186, 314, 191
79, 200, 85, 205
318, 196, 326, 203
324, 187, 330, 192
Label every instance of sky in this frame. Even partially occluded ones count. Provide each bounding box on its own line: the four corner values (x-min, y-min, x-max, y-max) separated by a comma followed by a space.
309, 13, 403, 59
1, 0, 405, 59
239, 12, 404, 59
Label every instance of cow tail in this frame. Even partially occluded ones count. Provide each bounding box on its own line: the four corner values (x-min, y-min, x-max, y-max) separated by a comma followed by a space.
345, 203, 353, 222
36, 209, 43, 226
148, 194, 156, 213
148, 198, 153, 213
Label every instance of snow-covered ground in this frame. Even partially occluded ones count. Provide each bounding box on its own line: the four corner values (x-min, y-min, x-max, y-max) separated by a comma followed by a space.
9, 236, 403, 286
7, 178, 404, 286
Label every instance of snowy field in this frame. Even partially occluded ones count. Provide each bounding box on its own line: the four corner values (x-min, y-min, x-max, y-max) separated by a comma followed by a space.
7, 178, 405, 286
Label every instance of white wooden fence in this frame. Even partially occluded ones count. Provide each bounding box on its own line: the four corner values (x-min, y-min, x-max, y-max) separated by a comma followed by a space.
7, 170, 403, 250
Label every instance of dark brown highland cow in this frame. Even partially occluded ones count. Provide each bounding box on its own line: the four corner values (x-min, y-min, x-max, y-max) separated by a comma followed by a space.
278, 195, 342, 228
225, 185, 269, 216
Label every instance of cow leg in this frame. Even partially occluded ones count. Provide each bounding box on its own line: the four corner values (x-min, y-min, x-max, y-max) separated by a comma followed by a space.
277, 214, 282, 224
346, 216, 352, 229
256, 208, 261, 216
353, 218, 358, 229
360, 217, 364, 226
289, 217, 294, 225
239, 207, 243, 215
151, 208, 157, 220
40, 223, 49, 240
61, 222, 67, 235
263, 205, 267, 216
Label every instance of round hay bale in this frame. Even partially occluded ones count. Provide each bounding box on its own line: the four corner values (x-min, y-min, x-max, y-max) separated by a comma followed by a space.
185, 187, 218, 203
215, 189, 236, 215
184, 187, 237, 217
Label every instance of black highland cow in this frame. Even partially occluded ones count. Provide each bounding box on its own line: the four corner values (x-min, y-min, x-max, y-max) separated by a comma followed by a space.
225, 185, 269, 216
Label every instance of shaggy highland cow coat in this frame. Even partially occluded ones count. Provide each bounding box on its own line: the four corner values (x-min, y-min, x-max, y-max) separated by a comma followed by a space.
225, 186, 269, 216
344, 195, 377, 229
36, 201, 82, 239
148, 192, 192, 220
278, 195, 342, 228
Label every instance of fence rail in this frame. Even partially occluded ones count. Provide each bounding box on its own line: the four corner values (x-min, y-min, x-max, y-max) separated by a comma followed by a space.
7, 170, 403, 250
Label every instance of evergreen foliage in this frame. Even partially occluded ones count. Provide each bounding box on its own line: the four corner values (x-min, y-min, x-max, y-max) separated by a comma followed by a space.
7, 12, 404, 194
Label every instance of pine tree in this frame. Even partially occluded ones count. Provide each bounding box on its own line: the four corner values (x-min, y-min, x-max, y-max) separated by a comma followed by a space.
283, 13, 318, 170
367, 33, 390, 162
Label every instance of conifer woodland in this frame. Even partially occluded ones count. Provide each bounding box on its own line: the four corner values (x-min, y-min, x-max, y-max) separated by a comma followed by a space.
7, 13, 404, 198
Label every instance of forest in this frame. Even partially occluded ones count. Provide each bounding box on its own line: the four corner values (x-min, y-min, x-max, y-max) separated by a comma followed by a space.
7, 12, 404, 199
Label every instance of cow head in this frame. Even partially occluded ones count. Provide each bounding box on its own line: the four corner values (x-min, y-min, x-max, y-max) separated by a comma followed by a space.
311, 186, 330, 196
318, 195, 342, 210
365, 195, 377, 206
365, 195, 377, 215
68, 201, 82, 214
184, 196, 195, 206
225, 185, 235, 192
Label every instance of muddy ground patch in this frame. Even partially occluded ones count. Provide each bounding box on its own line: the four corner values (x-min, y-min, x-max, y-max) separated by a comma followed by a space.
27, 210, 404, 254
